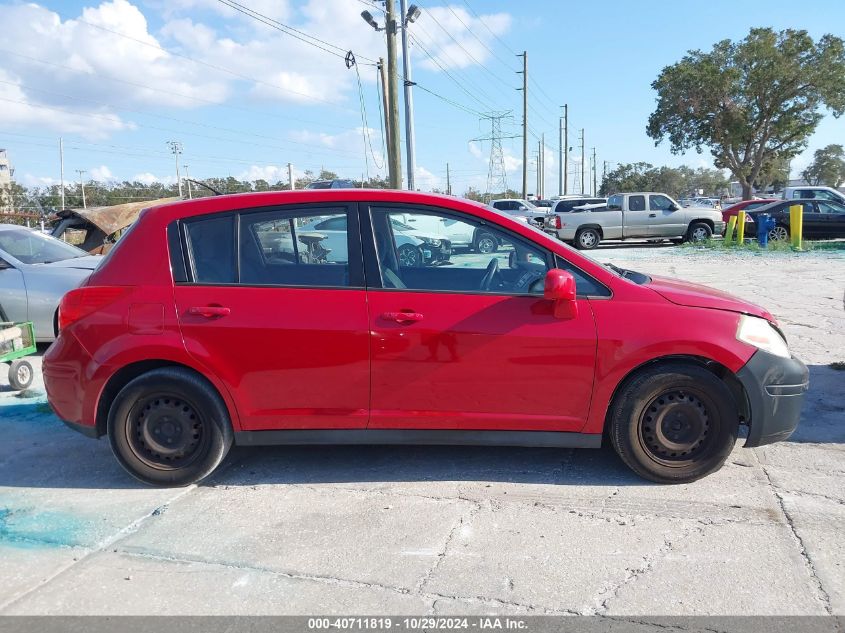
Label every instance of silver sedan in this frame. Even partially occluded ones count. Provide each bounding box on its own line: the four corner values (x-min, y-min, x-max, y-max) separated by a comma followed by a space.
0, 224, 101, 342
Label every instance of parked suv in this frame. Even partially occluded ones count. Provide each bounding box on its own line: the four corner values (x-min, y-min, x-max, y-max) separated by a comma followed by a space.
44, 190, 807, 486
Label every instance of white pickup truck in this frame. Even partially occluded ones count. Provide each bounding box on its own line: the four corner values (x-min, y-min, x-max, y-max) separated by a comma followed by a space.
544, 192, 725, 249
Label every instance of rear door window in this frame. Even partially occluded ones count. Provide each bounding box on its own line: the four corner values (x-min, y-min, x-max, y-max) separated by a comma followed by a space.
184, 215, 236, 284
628, 195, 646, 211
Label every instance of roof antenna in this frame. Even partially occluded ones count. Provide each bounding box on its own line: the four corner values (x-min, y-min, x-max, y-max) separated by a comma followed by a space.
185, 179, 223, 196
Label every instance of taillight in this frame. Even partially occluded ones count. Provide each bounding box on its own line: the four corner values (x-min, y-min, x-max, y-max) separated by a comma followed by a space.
554, 216, 562, 229
58, 286, 131, 331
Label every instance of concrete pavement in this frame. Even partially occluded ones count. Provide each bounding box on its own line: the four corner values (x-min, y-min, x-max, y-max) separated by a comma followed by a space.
0, 245, 843, 615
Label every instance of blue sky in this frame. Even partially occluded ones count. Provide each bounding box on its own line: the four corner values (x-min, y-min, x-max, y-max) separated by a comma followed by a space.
1, 0, 844, 197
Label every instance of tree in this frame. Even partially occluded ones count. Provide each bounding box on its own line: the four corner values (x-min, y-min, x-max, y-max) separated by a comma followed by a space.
647, 28, 845, 199
599, 163, 728, 199
802, 144, 845, 186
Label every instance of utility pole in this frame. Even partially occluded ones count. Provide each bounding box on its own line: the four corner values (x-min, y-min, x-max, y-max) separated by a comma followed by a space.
287, 162, 294, 190
563, 105, 568, 195
535, 151, 541, 198
167, 141, 183, 198
517, 51, 527, 200
558, 108, 563, 197
59, 137, 65, 209
399, 0, 419, 190
446, 163, 451, 195
184, 165, 193, 199
384, 0, 402, 189
579, 129, 585, 195
540, 133, 545, 200
591, 148, 597, 196
75, 169, 86, 208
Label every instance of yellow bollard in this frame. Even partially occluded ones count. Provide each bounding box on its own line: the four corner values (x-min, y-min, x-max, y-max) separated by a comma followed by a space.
736, 211, 746, 244
725, 216, 737, 245
789, 205, 803, 249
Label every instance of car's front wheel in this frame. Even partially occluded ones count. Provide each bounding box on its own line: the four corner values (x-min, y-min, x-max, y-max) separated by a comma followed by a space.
687, 222, 713, 243
108, 367, 233, 487
474, 231, 498, 254
608, 363, 738, 483
397, 244, 422, 267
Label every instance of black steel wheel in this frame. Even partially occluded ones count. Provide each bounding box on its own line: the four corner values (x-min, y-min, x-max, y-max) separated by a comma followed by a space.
108, 367, 233, 486
608, 362, 738, 483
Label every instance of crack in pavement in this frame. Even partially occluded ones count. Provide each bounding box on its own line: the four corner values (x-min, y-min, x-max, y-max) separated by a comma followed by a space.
0, 486, 197, 614
414, 498, 482, 595
590, 524, 706, 616
754, 452, 834, 615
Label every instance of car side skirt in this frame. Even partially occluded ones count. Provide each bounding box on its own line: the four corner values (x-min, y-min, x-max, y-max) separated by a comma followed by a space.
234, 429, 602, 449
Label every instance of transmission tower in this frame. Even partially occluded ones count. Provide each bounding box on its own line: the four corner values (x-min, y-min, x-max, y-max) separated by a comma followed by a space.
471, 111, 516, 202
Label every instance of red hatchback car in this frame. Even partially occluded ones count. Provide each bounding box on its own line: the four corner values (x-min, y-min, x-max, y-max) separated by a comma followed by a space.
44, 190, 807, 486
721, 199, 778, 227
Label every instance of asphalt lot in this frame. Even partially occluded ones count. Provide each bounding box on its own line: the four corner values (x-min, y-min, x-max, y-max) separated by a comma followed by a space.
0, 243, 843, 615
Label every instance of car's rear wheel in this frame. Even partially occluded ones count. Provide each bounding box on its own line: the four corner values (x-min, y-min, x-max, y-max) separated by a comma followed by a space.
769, 224, 789, 242
107, 367, 233, 487
608, 363, 738, 483
574, 228, 601, 250
687, 222, 712, 243
474, 231, 498, 254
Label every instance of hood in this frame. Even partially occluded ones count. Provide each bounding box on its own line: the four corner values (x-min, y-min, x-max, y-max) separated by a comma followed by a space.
647, 275, 774, 322
40, 255, 102, 271
54, 198, 178, 235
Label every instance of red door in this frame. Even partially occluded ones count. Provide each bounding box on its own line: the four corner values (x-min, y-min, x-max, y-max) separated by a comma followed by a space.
364, 204, 598, 433
173, 205, 370, 431
367, 291, 597, 431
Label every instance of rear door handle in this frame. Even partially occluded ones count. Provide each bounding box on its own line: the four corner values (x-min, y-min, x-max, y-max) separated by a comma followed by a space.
188, 306, 230, 318
382, 311, 424, 323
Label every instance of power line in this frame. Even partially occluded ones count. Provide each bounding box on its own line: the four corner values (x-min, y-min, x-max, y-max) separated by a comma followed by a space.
461, 0, 517, 55
215, 0, 377, 64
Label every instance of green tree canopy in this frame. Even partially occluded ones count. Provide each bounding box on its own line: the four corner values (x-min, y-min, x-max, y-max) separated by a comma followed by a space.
599, 163, 729, 199
801, 144, 845, 186
647, 28, 845, 199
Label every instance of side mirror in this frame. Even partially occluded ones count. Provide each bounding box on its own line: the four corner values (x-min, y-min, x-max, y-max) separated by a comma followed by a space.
543, 269, 578, 319
669, 204, 679, 211
0, 259, 12, 270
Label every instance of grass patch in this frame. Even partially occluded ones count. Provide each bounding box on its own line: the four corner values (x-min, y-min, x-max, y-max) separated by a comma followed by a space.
830, 361, 845, 371
682, 237, 844, 253
33, 402, 54, 414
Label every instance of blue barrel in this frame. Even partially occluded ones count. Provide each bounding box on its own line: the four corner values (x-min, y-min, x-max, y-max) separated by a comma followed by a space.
756, 214, 775, 247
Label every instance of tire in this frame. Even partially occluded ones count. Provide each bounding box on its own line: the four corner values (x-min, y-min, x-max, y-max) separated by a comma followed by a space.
9, 359, 34, 390
107, 367, 233, 487
687, 222, 712, 243
474, 231, 498, 254
608, 362, 738, 484
397, 244, 422, 267
574, 227, 601, 250
769, 224, 789, 242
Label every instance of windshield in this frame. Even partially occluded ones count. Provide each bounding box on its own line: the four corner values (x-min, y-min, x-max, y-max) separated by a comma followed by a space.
0, 227, 88, 264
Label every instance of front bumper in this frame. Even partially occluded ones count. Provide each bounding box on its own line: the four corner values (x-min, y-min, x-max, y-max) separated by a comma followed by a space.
738, 349, 809, 447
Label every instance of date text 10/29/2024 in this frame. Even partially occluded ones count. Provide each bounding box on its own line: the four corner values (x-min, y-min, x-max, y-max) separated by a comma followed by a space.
308, 618, 527, 630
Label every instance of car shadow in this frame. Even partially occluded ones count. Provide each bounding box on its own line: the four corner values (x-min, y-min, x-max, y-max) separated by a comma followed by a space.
593, 241, 679, 250
0, 365, 839, 491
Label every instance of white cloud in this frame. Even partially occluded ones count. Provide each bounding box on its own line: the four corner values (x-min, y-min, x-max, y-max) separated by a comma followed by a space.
415, 166, 441, 191
411, 6, 511, 71
20, 174, 60, 188
89, 165, 113, 181
237, 164, 304, 183
0, 0, 231, 137
132, 172, 175, 185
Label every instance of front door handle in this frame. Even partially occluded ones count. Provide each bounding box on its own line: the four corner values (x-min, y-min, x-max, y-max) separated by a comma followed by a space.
188, 306, 231, 318
382, 311, 424, 323
649, 213, 657, 217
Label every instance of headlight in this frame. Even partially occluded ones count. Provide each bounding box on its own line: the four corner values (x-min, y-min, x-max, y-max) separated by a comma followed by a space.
736, 315, 790, 358
421, 238, 441, 246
